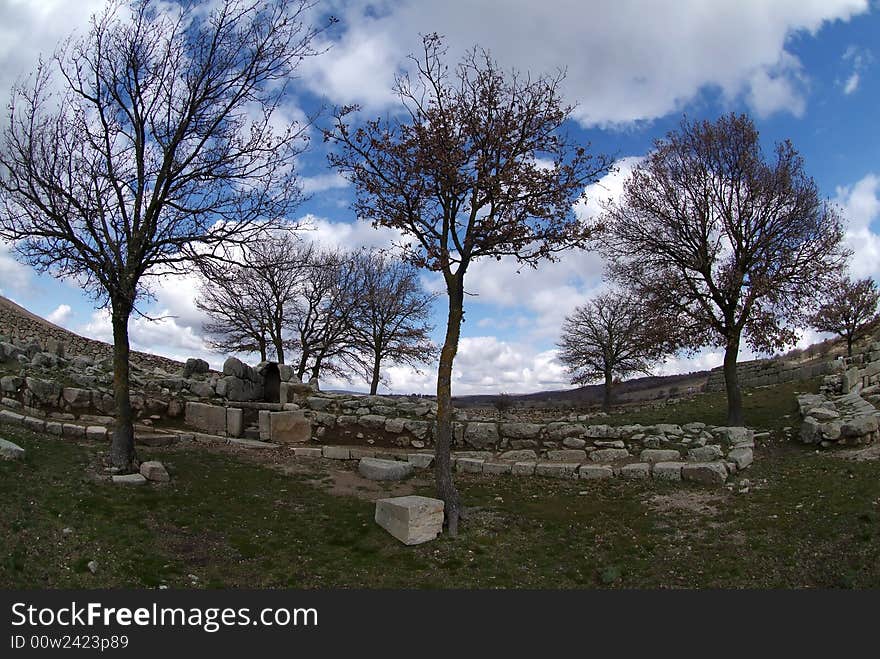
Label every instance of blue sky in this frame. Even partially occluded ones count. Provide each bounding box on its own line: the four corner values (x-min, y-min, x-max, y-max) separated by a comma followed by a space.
1, 0, 879, 395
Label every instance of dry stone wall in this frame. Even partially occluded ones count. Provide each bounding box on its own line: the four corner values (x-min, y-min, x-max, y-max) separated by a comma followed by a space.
705, 357, 839, 392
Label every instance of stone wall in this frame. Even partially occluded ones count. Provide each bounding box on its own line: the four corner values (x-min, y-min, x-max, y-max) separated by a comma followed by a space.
705, 357, 838, 392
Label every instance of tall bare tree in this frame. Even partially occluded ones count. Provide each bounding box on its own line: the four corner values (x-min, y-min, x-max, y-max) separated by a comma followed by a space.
601, 114, 849, 425
811, 276, 879, 357
352, 250, 436, 394
0, 0, 328, 469
291, 248, 367, 383
327, 34, 612, 534
557, 291, 671, 410
197, 232, 313, 364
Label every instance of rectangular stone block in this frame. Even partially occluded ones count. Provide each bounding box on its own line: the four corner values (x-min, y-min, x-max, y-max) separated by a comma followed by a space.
546, 449, 586, 462
23, 416, 46, 433
184, 401, 227, 436
619, 462, 651, 480
455, 457, 484, 474
62, 423, 85, 440
652, 461, 684, 481
406, 453, 434, 469
294, 447, 323, 458
375, 496, 444, 545
323, 445, 351, 460
682, 462, 728, 485
482, 461, 512, 475
512, 461, 536, 476
258, 410, 271, 440
535, 462, 579, 479
226, 408, 244, 438
269, 410, 311, 444
579, 465, 614, 480
86, 426, 107, 441
349, 447, 378, 460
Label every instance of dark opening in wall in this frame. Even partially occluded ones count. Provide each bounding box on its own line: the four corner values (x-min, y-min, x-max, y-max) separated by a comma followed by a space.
263, 362, 280, 403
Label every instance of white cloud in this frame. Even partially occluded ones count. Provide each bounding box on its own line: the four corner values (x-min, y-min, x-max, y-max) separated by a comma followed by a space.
300, 171, 350, 195
840, 44, 872, 95
835, 173, 880, 279
46, 303, 72, 327
305, 0, 869, 126
843, 72, 860, 94
0, 242, 31, 296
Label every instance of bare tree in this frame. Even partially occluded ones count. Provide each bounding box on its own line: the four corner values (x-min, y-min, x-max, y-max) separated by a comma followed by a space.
811, 276, 879, 357
0, 0, 329, 469
291, 248, 367, 383
601, 114, 849, 425
327, 34, 612, 534
352, 250, 436, 394
557, 291, 670, 411
197, 232, 313, 364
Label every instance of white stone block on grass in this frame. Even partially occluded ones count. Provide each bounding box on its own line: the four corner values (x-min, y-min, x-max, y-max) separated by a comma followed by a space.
140, 461, 170, 482
86, 426, 107, 441
728, 447, 753, 470
112, 473, 148, 486
358, 457, 413, 481
512, 461, 536, 476
322, 445, 351, 460
294, 447, 323, 458
375, 495, 444, 545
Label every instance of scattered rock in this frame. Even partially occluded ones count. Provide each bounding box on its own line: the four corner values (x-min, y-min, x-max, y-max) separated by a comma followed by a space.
139, 460, 170, 482
0, 437, 25, 460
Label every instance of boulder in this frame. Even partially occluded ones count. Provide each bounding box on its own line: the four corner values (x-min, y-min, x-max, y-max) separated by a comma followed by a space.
269, 410, 311, 443
375, 496, 444, 545
727, 447, 753, 470
640, 449, 681, 464
358, 457, 414, 481
0, 438, 25, 460
682, 462, 728, 485
464, 422, 499, 449
183, 358, 210, 378
184, 401, 227, 435
687, 445, 723, 462
140, 461, 170, 482
25, 377, 61, 405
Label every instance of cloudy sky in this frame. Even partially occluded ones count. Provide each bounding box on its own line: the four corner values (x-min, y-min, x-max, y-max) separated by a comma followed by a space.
1, 0, 879, 395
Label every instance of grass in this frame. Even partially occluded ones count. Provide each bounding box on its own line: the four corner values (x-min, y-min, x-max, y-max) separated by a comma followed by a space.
2, 379, 879, 589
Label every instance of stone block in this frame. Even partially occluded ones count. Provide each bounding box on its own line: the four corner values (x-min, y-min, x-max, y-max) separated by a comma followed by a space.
455, 457, 485, 474
259, 410, 271, 440
482, 461, 512, 475
535, 462, 579, 479
546, 449, 586, 462
140, 460, 170, 482
687, 445, 723, 462
112, 473, 148, 486
682, 462, 728, 485
406, 453, 434, 469
358, 457, 414, 481
184, 401, 227, 436
23, 416, 45, 433
62, 423, 85, 440
226, 408, 244, 438
499, 449, 538, 461
349, 447, 378, 460
512, 461, 536, 476
464, 422, 499, 449
85, 426, 107, 441
62, 387, 92, 408
578, 465, 614, 480
293, 447, 323, 458
0, 438, 25, 460
640, 449, 681, 463
652, 461, 685, 481
375, 496, 444, 545
45, 422, 63, 436
590, 448, 629, 462
322, 445, 351, 460
269, 410, 311, 444
727, 447, 753, 470
619, 462, 651, 480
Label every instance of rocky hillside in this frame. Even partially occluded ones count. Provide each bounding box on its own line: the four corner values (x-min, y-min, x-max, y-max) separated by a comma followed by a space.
0, 295, 184, 373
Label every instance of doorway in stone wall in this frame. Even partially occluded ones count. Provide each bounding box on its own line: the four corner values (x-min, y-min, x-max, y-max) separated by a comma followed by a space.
263, 362, 280, 403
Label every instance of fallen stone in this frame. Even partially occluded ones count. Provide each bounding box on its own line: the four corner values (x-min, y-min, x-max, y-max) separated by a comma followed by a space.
358, 457, 414, 481
406, 453, 434, 469
687, 445, 723, 462
139, 461, 170, 482
322, 445, 351, 460
112, 473, 148, 486
682, 462, 728, 485
727, 447, 753, 470
0, 438, 25, 460
375, 495, 444, 545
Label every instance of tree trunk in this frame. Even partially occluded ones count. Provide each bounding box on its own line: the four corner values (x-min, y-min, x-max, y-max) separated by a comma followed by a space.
109, 300, 136, 472
258, 337, 267, 363
296, 351, 308, 381
369, 351, 382, 395
310, 356, 322, 381
723, 334, 744, 426
274, 317, 285, 364
847, 333, 854, 357
435, 276, 464, 536
603, 369, 613, 412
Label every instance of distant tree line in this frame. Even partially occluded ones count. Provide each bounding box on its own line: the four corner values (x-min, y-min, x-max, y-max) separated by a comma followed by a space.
196, 235, 437, 395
